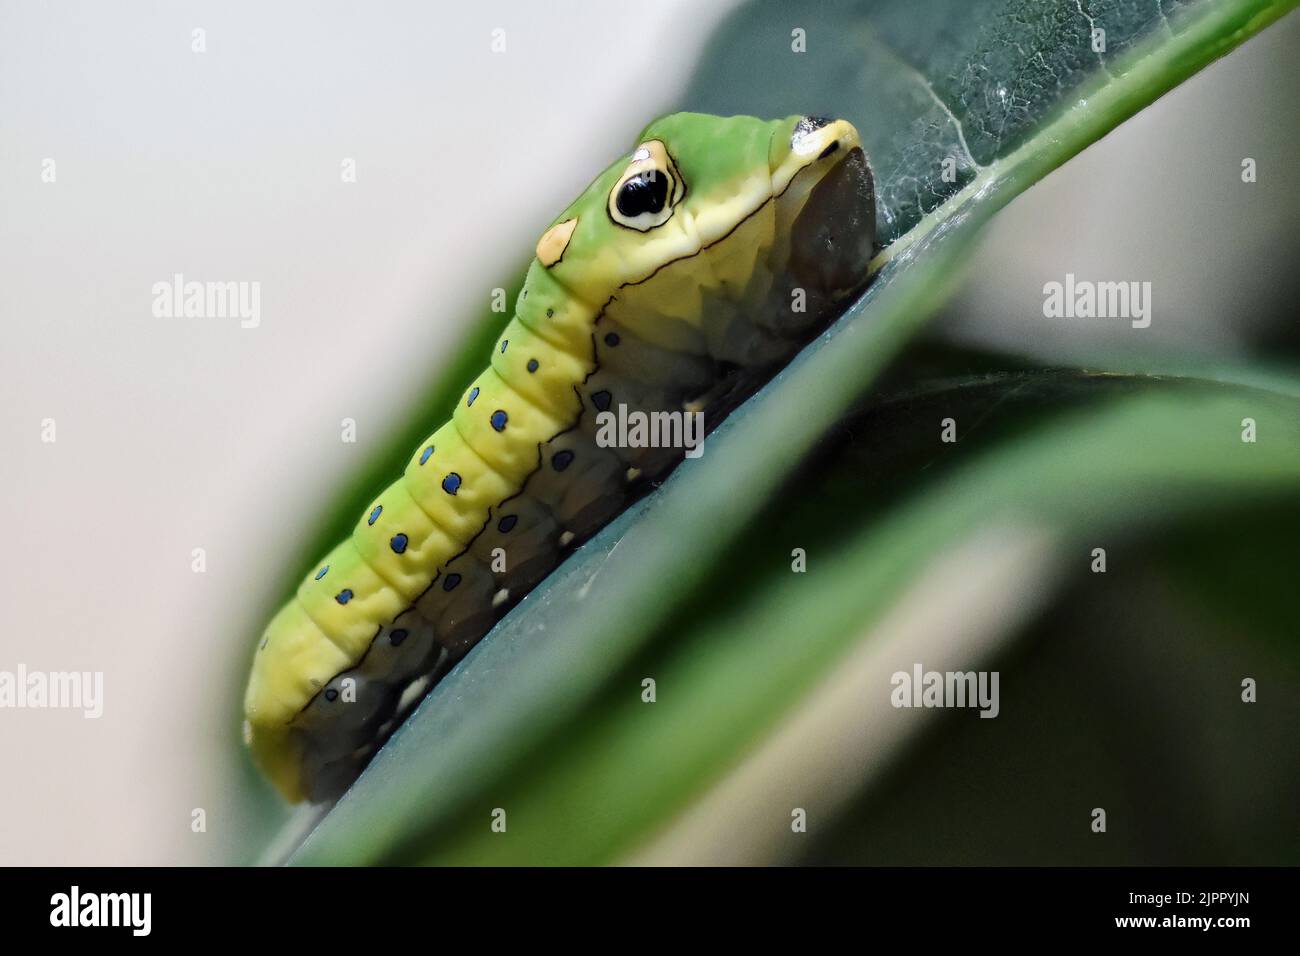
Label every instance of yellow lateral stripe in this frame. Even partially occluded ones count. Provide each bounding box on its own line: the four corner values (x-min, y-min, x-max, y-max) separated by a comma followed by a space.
402, 421, 515, 544
452, 368, 568, 485
294, 541, 404, 661
351, 479, 463, 604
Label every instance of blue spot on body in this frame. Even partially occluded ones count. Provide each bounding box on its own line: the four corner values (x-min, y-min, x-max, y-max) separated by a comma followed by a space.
497, 514, 518, 533
315, 565, 330, 580
527, 359, 539, 373
368, 505, 382, 525
336, 589, 353, 605
419, 445, 434, 465
591, 390, 612, 412
390, 533, 409, 554
443, 573, 462, 592
490, 410, 508, 432
604, 332, 620, 347
500, 339, 508, 353
325, 689, 339, 702
442, 472, 462, 495
389, 628, 409, 646
467, 386, 480, 407
552, 449, 575, 472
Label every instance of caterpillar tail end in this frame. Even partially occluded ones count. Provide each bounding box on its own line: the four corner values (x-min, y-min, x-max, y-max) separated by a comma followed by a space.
243, 597, 359, 804
243, 719, 309, 804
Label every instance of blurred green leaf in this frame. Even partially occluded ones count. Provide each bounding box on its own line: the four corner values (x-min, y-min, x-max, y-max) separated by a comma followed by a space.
796, 497, 1300, 867
282, 0, 1297, 864
406, 372, 1300, 865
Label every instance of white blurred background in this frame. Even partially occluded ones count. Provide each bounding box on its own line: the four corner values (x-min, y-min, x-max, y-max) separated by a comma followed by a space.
0, 1, 1295, 864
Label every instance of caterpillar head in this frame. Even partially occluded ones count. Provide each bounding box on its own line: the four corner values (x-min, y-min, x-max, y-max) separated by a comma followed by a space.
534, 112, 876, 303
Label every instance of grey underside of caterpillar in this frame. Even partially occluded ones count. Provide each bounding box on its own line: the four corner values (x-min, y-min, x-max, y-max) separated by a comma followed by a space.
294, 148, 877, 802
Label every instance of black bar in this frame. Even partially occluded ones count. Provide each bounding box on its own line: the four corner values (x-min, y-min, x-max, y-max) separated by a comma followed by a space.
0, 866, 1290, 941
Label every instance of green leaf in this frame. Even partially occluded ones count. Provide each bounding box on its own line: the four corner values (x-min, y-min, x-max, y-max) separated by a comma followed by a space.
398, 372, 1300, 865
282, 0, 1296, 864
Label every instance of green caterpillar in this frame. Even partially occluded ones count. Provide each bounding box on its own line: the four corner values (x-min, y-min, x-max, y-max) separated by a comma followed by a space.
244, 112, 877, 802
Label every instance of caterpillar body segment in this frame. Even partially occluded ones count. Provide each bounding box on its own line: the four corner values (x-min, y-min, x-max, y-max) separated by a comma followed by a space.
244, 113, 876, 802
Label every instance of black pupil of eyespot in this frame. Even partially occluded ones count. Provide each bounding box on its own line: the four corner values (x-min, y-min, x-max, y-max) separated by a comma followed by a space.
616, 171, 668, 218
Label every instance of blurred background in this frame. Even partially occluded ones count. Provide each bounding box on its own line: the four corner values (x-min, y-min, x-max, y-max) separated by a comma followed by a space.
0, 0, 1295, 865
